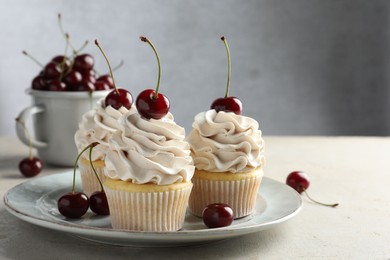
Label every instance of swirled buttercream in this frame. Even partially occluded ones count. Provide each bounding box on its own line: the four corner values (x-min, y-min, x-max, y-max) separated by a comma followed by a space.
74, 99, 136, 161
105, 112, 194, 185
186, 110, 265, 173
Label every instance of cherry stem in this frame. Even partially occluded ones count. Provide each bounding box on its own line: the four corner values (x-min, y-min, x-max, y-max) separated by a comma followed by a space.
72, 142, 99, 192
58, 13, 77, 54
140, 36, 161, 99
59, 33, 70, 80
221, 36, 231, 98
88, 144, 104, 192
95, 39, 119, 95
302, 187, 339, 208
22, 50, 44, 68
15, 118, 33, 160
112, 59, 124, 72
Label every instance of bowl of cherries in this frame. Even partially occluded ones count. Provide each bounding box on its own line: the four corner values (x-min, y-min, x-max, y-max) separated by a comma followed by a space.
15, 14, 122, 167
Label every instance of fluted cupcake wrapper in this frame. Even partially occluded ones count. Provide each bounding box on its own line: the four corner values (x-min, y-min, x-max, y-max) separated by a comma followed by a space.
189, 175, 262, 219
104, 184, 193, 232
78, 159, 105, 197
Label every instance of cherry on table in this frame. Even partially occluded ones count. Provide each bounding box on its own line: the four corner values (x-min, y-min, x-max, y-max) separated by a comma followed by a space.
286, 171, 339, 208
58, 192, 90, 218
18, 157, 43, 177
202, 203, 234, 228
89, 191, 110, 216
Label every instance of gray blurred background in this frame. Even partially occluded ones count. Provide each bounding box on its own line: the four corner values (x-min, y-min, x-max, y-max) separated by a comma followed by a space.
0, 0, 389, 136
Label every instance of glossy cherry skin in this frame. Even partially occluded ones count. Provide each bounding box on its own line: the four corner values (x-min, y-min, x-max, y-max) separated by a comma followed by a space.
18, 157, 43, 177
202, 203, 234, 228
74, 54, 94, 71
105, 89, 133, 110
71, 80, 95, 92
81, 70, 96, 84
136, 89, 170, 119
32, 75, 47, 90
43, 62, 61, 79
210, 97, 242, 115
46, 79, 67, 91
286, 171, 310, 194
51, 55, 70, 71
63, 70, 83, 88
57, 192, 90, 219
94, 81, 110, 91
89, 191, 110, 216
96, 75, 114, 89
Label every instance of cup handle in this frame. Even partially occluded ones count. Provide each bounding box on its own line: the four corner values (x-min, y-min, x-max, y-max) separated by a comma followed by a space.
15, 104, 48, 148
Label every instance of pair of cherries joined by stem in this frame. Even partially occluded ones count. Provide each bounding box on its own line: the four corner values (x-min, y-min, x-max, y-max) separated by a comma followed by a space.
25, 14, 117, 92
95, 37, 170, 120
57, 143, 109, 218
286, 171, 339, 208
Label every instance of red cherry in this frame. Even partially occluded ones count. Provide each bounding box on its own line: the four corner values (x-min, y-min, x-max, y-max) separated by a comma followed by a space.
74, 54, 94, 71
89, 191, 110, 216
94, 81, 110, 91
286, 171, 338, 207
46, 79, 67, 91
210, 97, 242, 115
81, 70, 96, 83
32, 75, 47, 90
286, 171, 310, 194
43, 62, 61, 79
51, 55, 70, 71
63, 70, 83, 88
96, 75, 114, 89
18, 157, 43, 177
136, 89, 170, 119
202, 203, 234, 228
72, 80, 95, 92
105, 89, 133, 109
57, 192, 90, 218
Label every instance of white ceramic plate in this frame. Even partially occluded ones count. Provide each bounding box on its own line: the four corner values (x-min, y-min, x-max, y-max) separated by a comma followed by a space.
3, 171, 302, 247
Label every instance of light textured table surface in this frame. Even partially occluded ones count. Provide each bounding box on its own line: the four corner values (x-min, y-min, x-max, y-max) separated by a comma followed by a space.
0, 136, 389, 259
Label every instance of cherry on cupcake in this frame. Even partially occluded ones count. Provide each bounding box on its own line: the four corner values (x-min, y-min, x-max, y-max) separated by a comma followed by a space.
136, 36, 170, 119
210, 36, 242, 115
202, 203, 234, 228
15, 118, 43, 177
95, 39, 133, 110
286, 171, 339, 208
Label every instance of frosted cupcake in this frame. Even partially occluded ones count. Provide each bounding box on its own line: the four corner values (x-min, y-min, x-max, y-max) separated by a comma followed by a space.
104, 111, 194, 231
186, 110, 265, 218
103, 36, 194, 232
74, 99, 135, 196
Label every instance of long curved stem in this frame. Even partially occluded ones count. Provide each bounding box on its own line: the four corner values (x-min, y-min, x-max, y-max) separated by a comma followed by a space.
221, 36, 231, 98
95, 39, 119, 95
303, 188, 339, 207
88, 145, 104, 192
140, 36, 161, 99
72, 142, 99, 193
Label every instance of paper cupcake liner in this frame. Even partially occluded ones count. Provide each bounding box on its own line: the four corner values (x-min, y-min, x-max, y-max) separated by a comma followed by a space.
189, 174, 262, 219
105, 183, 193, 232
78, 159, 105, 197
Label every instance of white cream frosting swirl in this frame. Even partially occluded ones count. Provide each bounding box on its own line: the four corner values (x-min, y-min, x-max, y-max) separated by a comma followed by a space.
186, 110, 265, 173
74, 99, 136, 161
105, 112, 195, 185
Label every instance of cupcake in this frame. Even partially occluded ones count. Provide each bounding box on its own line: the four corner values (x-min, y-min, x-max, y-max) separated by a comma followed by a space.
74, 99, 136, 196
186, 110, 265, 219
104, 111, 194, 231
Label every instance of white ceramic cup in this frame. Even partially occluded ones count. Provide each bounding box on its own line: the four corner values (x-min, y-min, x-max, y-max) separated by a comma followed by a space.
16, 89, 110, 166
